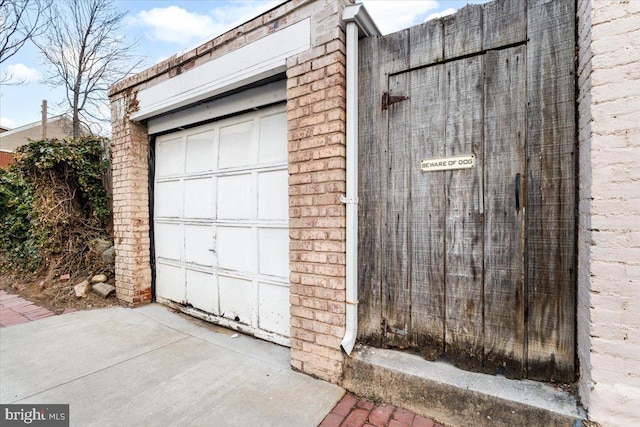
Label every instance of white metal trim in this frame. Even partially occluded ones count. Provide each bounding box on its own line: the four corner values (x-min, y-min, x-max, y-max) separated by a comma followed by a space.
342, 4, 381, 38
133, 18, 310, 121
148, 80, 287, 135
340, 0, 380, 357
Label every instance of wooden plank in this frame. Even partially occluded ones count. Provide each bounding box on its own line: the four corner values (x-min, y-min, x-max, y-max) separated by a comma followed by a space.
357, 36, 383, 346
408, 13, 447, 360
382, 71, 411, 349
526, 0, 576, 382
379, 30, 410, 348
409, 65, 446, 360
444, 55, 484, 371
381, 29, 411, 75
358, 30, 410, 348
443, 4, 483, 59
482, 0, 526, 50
409, 18, 443, 69
483, 46, 526, 378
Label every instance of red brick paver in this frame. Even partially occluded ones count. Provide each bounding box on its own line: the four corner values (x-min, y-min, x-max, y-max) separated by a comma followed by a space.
369, 405, 395, 427
320, 393, 447, 427
393, 408, 416, 425
333, 393, 359, 416
320, 412, 345, 427
0, 290, 55, 327
342, 409, 370, 427
413, 416, 435, 427
357, 398, 376, 411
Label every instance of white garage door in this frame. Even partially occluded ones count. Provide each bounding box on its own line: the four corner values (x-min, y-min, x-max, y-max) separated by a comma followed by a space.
153, 103, 290, 345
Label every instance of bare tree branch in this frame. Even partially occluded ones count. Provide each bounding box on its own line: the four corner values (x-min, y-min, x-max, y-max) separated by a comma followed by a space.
35, 0, 142, 138
0, 0, 51, 85
0, 0, 51, 64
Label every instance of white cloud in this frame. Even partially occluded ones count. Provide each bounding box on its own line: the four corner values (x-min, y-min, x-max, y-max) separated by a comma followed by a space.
426, 7, 457, 21
133, 2, 281, 46
208, 1, 281, 28
2, 63, 42, 84
0, 117, 17, 129
134, 6, 215, 43
361, 0, 438, 35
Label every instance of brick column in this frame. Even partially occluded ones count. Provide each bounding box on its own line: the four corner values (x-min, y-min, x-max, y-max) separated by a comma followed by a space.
287, 1, 349, 383
109, 92, 152, 306
576, 0, 594, 412
577, 0, 640, 424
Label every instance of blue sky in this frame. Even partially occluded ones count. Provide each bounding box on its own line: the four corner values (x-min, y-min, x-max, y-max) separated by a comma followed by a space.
0, 0, 487, 132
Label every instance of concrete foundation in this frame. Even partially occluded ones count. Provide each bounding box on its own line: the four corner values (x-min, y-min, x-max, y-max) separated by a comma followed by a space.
343, 345, 585, 427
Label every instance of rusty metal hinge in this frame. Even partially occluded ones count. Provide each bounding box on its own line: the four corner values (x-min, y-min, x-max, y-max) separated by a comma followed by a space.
381, 318, 407, 336
381, 92, 409, 110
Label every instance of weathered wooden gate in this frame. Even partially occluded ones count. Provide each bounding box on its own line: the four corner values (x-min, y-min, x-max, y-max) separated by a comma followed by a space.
357, 0, 576, 382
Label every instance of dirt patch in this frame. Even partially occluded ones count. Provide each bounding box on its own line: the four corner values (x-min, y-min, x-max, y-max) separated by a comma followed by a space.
0, 271, 119, 314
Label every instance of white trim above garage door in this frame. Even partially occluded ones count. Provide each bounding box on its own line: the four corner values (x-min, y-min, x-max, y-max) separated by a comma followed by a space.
147, 80, 286, 135
132, 18, 310, 121
153, 103, 290, 346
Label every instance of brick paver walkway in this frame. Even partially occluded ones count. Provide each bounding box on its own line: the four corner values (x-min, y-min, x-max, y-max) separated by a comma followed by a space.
320, 393, 446, 427
0, 290, 55, 327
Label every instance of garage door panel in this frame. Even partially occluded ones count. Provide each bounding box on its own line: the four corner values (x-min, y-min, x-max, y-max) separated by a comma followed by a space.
218, 120, 255, 169
155, 180, 183, 218
156, 263, 185, 303
258, 228, 289, 278
186, 270, 218, 314
217, 174, 252, 219
186, 130, 215, 173
154, 103, 289, 342
259, 112, 287, 164
219, 276, 254, 325
217, 226, 252, 272
156, 137, 184, 177
258, 170, 288, 220
184, 177, 214, 219
184, 224, 215, 266
259, 282, 290, 336
155, 222, 182, 261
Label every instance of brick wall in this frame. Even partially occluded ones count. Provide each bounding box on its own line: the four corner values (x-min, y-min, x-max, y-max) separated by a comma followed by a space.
110, 93, 152, 306
576, 0, 592, 411
287, 0, 349, 384
0, 151, 13, 168
577, 0, 640, 424
109, 0, 350, 382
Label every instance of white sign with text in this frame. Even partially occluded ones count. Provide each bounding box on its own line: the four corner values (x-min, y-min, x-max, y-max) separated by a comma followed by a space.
420, 154, 476, 172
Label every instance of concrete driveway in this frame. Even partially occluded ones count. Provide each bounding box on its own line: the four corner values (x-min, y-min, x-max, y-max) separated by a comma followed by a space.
0, 304, 343, 426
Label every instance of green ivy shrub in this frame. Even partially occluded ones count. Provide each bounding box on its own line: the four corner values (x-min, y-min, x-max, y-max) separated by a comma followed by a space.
0, 137, 111, 273
0, 168, 40, 269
